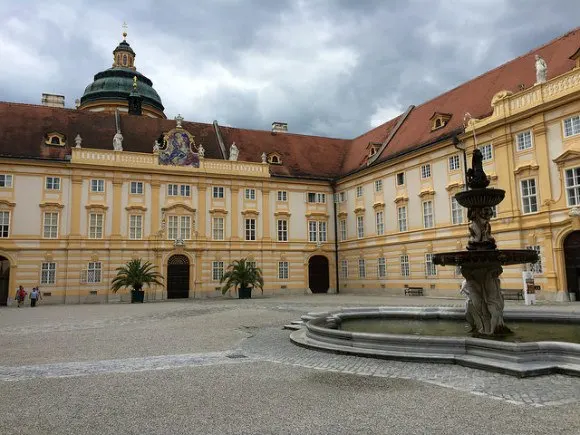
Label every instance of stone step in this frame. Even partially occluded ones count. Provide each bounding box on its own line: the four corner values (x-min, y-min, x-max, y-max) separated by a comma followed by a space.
283, 324, 303, 331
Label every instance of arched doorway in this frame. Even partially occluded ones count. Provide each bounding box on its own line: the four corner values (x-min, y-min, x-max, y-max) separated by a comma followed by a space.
308, 255, 329, 294
167, 254, 190, 299
564, 231, 580, 302
0, 256, 9, 306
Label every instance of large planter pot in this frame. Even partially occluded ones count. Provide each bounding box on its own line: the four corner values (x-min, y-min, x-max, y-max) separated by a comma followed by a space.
131, 289, 145, 303
238, 287, 252, 299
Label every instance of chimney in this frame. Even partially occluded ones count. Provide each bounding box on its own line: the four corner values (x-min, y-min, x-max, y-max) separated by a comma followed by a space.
41, 93, 65, 108
271, 122, 288, 133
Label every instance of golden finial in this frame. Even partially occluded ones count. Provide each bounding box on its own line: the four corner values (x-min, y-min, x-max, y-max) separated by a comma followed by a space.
122, 22, 128, 40
133, 76, 138, 90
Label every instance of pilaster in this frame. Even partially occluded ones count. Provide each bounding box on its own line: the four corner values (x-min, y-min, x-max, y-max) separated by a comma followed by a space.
541, 229, 559, 292
69, 175, 83, 238
150, 181, 161, 238
533, 123, 553, 210
262, 189, 271, 241
111, 176, 123, 239
230, 187, 239, 240
197, 184, 207, 240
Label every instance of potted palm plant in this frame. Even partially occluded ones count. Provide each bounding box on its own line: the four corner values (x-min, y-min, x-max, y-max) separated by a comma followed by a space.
220, 258, 264, 299
111, 259, 164, 303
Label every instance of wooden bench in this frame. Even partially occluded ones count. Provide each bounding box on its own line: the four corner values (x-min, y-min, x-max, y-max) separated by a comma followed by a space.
502, 289, 524, 300
404, 285, 424, 296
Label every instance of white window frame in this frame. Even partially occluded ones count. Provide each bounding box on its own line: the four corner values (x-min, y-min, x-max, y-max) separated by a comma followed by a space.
449, 155, 460, 171
129, 214, 143, 240
526, 245, 543, 274
45, 176, 61, 191
564, 115, 580, 138
397, 206, 407, 232
90, 179, 105, 193
167, 184, 179, 196
130, 181, 144, 195
422, 200, 434, 229
425, 253, 436, 276
0, 211, 9, 238
245, 218, 256, 241
420, 164, 431, 179
396, 172, 405, 186
87, 261, 102, 283
0, 174, 13, 188
375, 211, 384, 236
41, 262, 56, 285
278, 261, 289, 279
340, 259, 348, 279
520, 178, 538, 214
358, 259, 366, 278
516, 130, 533, 151
374, 180, 383, 192
212, 261, 224, 281
180, 184, 191, 197
277, 191, 287, 202
339, 219, 347, 241
400, 255, 410, 277
43, 211, 59, 239
377, 257, 386, 278
167, 215, 192, 240
88, 213, 104, 239
213, 186, 225, 198
451, 196, 464, 225
356, 186, 363, 197
308, 220, 327, 242
479, 143, 493, 162
277, 219, 288, 242
565, 167, 580, 206
212, 217, 224, 240
245, 188, 256, 200
357, 215, 364, 238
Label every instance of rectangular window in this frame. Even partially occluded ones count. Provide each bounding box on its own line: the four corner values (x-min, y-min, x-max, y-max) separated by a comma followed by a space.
565, 167, 580, 206
521, 179, 538, 214
167, 184, 179, 196
526, 245, 543, 274
180, 216, 191, 240
375, 211, 384, 235
340, 259, 348, 279
374, 180, 383, 192
46, 176, 61, 190
0, 211, 9, 238
479, 143, 493, 161
339, 191, 346, 202
129, 215, 143, 240
357, 215, 364, 238
277, 190, 287, 201
277, 219, 288, 242
358, 259, 366, 278
245, 188, 256, 200
307, 192, 317, 203
516, 130, 533, 151
564, 115, 580, 138
308, 221, 317, 242
168, 216, 179, 240
0, 174, 13, 188
130, 181, 144, 195
423, 200, 434, 228
317, 193, 326, 203
212, 261, 224, 281
212, 217, 224, 240
318, 221, 327, 242
339, 219, 347, 241
451, 197, 464, 225
449, 155, 460, 171
396, 172, 405, 186
400, 255, 410, 277
88, 213, 104, 239
356, 186, 363, 197
43, 212, 59, 238
90, 179, 105, 193
378, 257, 386, 278
41, 262, 56, 285
87, 262, 102, 283
397, 206, 407, 232
278, 261, 289, 279
245, 218, 256, 241
180, 184, 191, 197
425, 253, 436, 276
421, 164, 431, 179
213, 186, 224, 198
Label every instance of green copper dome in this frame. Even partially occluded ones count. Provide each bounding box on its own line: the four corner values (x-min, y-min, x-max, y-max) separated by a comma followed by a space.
80, 68, 165, 112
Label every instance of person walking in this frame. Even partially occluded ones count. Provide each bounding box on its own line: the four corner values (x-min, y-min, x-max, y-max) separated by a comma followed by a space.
16, 286, 27, 308
30, 287, 40, 307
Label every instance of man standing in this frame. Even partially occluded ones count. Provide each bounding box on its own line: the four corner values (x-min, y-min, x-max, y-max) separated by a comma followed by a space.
16, 286, 27, 308
30, 287, 40, 307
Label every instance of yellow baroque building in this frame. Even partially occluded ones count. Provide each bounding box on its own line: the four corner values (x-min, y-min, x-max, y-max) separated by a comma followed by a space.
1, 29, 580, 305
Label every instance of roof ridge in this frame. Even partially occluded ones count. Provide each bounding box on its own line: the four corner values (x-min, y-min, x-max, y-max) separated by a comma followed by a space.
219, 124, 350, 142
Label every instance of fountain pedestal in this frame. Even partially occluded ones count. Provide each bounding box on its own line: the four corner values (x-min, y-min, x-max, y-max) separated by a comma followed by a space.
433, 150, 538, 336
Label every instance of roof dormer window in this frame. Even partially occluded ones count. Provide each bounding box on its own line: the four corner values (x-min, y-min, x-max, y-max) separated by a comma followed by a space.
268, 152, 282, 165
430, 112, 452, 131
45, 132, 66, 147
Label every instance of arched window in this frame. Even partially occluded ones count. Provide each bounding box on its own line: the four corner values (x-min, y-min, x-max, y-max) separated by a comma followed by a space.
123, 54, 128, 66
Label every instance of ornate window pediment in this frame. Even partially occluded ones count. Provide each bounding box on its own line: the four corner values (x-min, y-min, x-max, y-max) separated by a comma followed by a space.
367, 142, 381, 158
430, 113, 452, 131
554, 149, 580, 168
45, 132, 66, 147
162, 203, 196, 214
267, 152, 282, 165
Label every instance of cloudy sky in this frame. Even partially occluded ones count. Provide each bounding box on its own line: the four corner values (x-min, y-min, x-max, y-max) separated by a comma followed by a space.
0, 1, 578, 138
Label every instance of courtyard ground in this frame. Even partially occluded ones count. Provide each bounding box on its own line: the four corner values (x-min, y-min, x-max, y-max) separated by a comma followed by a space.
1, 294, 579, 435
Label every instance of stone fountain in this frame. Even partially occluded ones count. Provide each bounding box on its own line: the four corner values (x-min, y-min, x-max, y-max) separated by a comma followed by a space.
432, 149, 538, 336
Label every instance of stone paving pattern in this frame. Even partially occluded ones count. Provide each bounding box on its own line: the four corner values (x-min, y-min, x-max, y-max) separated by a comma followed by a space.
1, 295, 579, 434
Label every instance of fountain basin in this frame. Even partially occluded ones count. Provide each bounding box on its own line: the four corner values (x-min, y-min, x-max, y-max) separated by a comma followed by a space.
290, 307, 580, 377
433, 249, 538, 266
455, 188, 505, 208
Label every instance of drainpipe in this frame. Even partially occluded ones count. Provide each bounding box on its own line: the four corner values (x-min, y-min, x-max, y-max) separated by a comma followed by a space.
331, 182, 340, 294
